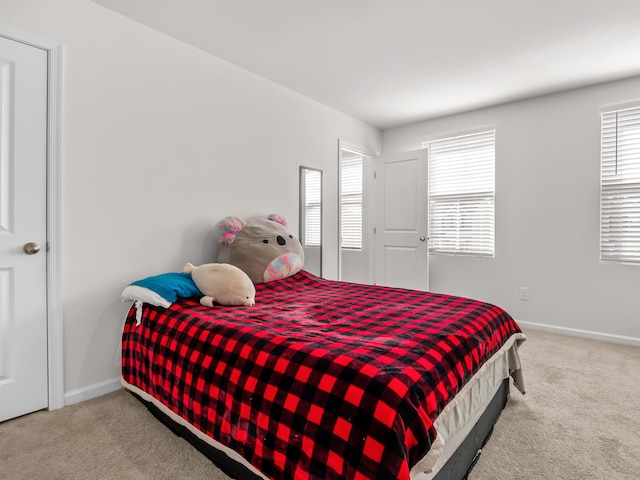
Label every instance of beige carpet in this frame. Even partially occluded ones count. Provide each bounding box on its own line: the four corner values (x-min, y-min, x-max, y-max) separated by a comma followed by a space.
1, 329, 639, 480
470, 329, 640, 480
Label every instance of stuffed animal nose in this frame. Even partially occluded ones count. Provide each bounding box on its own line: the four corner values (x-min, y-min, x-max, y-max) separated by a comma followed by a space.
276, 235, 286, 246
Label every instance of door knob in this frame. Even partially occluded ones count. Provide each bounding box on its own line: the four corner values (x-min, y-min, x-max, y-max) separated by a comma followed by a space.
419, 236, 426, 242
23, 242, 41, 255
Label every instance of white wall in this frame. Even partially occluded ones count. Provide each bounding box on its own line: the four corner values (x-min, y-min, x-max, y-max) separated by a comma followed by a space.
383, 76, 640, 344
1, 0, 381, 399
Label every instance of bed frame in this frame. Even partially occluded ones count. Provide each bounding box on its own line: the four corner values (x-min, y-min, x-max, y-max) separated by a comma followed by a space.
432, 378, 508, 479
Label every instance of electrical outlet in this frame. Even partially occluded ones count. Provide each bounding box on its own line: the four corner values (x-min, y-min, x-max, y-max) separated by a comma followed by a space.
519, 287, 529, 301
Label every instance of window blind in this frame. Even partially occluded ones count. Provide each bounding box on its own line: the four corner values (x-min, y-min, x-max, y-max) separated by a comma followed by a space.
340, 155, 363, 250
600, 106, 640, 263
303, 169, 322, 248
427, 130, 495, 257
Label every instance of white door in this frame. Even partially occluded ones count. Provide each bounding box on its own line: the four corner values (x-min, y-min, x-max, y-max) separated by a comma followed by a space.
0, 36, 48, 422
374, 149, 429, 290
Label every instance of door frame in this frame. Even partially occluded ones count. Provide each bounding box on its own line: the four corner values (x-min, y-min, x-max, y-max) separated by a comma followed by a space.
0, 22, 64, 411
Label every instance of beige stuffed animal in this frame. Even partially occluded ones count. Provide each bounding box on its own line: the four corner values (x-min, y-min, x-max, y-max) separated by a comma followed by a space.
183, 262, 256, 307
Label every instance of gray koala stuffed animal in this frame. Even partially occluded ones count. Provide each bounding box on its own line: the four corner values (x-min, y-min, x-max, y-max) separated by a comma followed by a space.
216, 214, 304, 284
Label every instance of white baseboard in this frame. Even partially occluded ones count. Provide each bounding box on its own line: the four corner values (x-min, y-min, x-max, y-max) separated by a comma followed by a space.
518, 320, 640, 348
64, 377, 122, 406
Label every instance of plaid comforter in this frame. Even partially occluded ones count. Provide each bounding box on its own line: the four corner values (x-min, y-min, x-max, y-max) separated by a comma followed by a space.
121, 271, 522, 480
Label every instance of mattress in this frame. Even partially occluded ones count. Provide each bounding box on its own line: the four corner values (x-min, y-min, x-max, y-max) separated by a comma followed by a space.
121, 270, 525, 479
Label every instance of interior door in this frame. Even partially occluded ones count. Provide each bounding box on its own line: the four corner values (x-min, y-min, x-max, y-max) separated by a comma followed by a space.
374, 149, 429, 290
0, 36, 48, 422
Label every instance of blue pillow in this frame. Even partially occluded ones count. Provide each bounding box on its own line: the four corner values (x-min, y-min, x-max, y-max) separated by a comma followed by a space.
130, 272, 201, 303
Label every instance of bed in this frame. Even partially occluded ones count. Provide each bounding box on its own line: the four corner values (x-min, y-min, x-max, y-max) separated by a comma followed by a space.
121, 270, 525, 480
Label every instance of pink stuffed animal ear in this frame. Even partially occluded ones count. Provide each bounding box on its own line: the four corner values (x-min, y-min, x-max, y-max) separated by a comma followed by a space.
218, 216, 247, 245
267, 214, 289, 229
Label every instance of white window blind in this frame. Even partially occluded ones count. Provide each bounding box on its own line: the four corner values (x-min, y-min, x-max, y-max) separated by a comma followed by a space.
427, 130, 495, 257
340, 154, 363, 250
600, 106, 640, 263
303, 169, 322, 247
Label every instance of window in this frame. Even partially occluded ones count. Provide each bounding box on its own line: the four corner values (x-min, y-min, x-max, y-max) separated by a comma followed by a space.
340, 150, 364, 250
425, 130, 495, 257
600, 105, 640, 263
302, 168, 322, 248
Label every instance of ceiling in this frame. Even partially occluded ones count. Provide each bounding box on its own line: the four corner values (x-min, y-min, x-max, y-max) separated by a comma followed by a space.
92, 0, 640, 130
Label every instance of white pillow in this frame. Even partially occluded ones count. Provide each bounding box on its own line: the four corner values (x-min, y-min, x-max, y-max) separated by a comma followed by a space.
120, 285, 172, 308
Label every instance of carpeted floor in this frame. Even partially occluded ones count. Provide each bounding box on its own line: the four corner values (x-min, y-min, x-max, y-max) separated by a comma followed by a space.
1, 329, 639, 480
470, 329, 640, 480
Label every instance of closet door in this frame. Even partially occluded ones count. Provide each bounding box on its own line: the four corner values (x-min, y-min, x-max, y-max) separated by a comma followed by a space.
0, 35, 49, 422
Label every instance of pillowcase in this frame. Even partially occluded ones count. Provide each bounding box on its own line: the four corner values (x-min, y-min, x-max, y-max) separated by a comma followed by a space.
121, 272, 202, 307
120, 285, 172, 308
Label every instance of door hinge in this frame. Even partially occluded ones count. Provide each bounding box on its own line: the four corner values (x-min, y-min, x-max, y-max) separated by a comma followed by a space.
373, 227, 377, 234
373, 171, 377, 179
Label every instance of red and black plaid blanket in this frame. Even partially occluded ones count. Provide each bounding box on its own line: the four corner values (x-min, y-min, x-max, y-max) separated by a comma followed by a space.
122, 271, 522, 480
